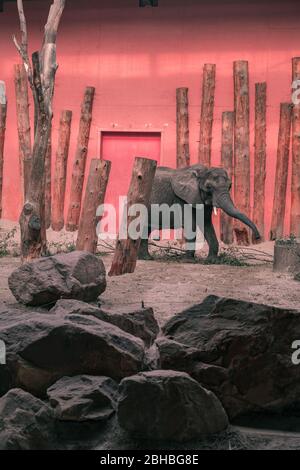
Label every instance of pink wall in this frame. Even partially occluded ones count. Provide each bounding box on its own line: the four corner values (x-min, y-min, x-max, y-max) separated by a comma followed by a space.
0, 0, 299, 238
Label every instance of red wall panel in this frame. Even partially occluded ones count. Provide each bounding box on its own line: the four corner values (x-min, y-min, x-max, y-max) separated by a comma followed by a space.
0, 0, 299, 238
101, 131, 161, 221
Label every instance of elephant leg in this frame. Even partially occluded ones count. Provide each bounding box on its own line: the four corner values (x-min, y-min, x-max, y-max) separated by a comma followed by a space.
182, 212, 196, 259
138, 227, 153, 260
204, 208, 219, 261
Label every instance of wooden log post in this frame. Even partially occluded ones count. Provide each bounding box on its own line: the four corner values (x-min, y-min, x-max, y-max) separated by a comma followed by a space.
109, 157, 157, 276
51, 110, 72, 231
233, 60, 251, 245
176, 88, 190, 168
66, 86, 95, 231
290, 57, 300, 237
253, 82, 267, 242
44, 124, 52, 229
274, 238, 300, 274
14, 63, 32, 202
198, 63, 216, 166
76, 159, 111, 253
220, 111, 234, 244
270, 103, 292, 240
0, 81, 7, 219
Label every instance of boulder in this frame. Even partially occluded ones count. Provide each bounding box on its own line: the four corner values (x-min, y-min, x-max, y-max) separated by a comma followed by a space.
117, 370, 228, 442
0, 310, 145, 396
0, 388, 56, 450
47, 375, 118, 422
161, 295, 300, 419
8, 251, 106, 306
50, 299, 159, 347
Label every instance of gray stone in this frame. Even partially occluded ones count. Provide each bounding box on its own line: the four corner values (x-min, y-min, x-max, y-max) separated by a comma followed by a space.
8, 251, 106, 306
0, 309, 145, 396
117, 370, 228, 442
50, 299, 159, 346
0, 388, 56, 450
161, 295, 300, 419
47, 375, 119, 422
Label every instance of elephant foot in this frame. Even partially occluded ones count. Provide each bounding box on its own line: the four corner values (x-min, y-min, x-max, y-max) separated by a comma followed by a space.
181, 251, 196, 262
205, 254, 218, 264
138, 251, 153, 261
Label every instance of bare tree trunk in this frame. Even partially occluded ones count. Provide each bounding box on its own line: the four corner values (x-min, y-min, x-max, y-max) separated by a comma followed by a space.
66, 86, 95, 231
233, 60, 251, 245
270, 103, 292, 240
176, 87, 190, 168
19, 53, 50, 261
0, 81, 7, 219
198, 63, 216, 166
45, 123, 52, 228
290, 57, 300, 237
51, 109, 72, 231
14, 63, 32, 202
253, 82, 267, 243
220, 111, 234, 244
76, 159, 111, 253
14, 0, 66, 261
109, 157, 157, 276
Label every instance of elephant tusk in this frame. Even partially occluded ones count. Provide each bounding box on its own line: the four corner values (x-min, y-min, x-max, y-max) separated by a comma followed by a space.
213, 207, 218, 216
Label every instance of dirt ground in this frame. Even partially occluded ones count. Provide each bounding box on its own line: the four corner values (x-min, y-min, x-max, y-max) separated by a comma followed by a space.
0, 242, 299, 325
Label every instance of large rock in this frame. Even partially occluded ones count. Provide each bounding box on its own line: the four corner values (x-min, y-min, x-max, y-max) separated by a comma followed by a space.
0, 388, 56, 450
0, 309, 145, 397
47, 375, 119, 422
117, 370, 228, 442
50, 299, 159, 347
160, 295, 300, 419
8, 251, 106, 306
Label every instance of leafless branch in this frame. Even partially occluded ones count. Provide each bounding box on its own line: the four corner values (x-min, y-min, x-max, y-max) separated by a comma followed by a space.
13, 0, 33, 86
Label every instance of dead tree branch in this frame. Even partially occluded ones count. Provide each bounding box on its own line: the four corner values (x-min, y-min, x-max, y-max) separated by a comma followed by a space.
13, 0, 66, 261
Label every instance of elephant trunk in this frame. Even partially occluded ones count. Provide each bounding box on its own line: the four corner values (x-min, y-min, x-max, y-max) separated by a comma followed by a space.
214, 192, 261, 240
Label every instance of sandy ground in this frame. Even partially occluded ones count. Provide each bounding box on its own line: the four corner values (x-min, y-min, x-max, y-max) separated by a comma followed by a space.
0, 244, 299, 325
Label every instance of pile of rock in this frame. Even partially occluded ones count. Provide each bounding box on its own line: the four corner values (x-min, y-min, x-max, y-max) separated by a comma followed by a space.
1, 250, 300, 449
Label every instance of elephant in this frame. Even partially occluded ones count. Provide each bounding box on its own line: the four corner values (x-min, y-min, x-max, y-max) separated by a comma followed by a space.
138, 163, 260, 261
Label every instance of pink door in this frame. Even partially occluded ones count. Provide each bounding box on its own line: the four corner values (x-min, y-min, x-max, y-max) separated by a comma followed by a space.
101, 131, 161, 222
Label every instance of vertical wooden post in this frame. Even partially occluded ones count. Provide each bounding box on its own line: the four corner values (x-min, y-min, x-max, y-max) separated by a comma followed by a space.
270, 103, 292, 240
253, 82, 267, 242
66, 86, 95, 231
176, 88, 190, 168
109, 157, 157, 276
76, 159, 111, 253
45, 124, 52, 229
290, 57, 300, 237
233, 60, 251, 245
51, 110, 72, 231
220, 111, 234, 244
198, 63, 216, 167
0, 81, 7, 219
14, 63, 32, 201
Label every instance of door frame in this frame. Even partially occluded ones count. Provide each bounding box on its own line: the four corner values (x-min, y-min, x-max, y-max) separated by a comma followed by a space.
97, 127, 164, 165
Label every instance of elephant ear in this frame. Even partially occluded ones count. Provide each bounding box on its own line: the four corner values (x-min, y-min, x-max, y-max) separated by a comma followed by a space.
171, 167, 202, 205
